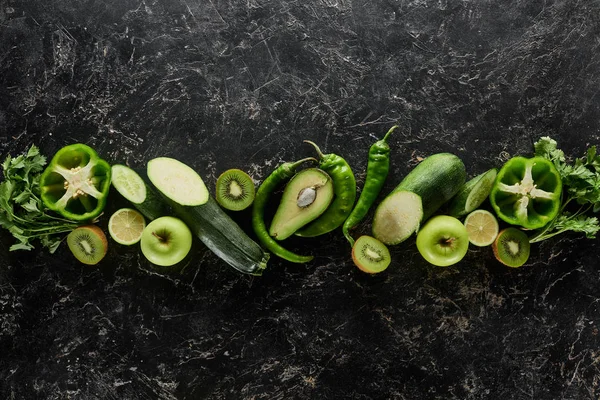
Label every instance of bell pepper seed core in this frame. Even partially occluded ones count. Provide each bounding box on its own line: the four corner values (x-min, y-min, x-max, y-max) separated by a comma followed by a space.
490, 156, 562, 230
53, 163, 104, 209
495, 162, 556, 220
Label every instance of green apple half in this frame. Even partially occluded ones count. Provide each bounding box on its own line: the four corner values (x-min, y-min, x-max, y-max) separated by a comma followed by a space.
416, 215, 469, 267
140, 216, 193, 266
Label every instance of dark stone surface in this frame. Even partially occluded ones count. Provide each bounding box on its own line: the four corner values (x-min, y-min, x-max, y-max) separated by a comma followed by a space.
1, 0, 600, 398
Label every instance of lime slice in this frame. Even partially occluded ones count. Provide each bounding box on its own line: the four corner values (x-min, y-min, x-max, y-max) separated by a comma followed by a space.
108, 208, 146, 245
111, 164, 147, 204
448, 168, 497, 217
464, 209, 499, 247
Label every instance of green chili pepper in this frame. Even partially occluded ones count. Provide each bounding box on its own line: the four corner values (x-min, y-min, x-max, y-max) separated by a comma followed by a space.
295, 141, 357, 237
251, 157, 317, 263
342, 125, 397, 246
40, 143, 111, 222
490, 156, 562, 229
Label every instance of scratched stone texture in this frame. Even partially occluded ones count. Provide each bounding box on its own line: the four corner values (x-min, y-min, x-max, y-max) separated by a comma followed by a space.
1, 0, 600, 399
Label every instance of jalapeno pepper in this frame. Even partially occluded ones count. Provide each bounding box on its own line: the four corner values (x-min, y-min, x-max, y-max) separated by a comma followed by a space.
490, 156, 562, 229
39, 143, 112, 222
342, 125, 397, 246
295, 141, 357, 237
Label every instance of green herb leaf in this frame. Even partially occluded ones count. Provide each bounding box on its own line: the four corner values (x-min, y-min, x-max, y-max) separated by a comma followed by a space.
9, 241, 35, 251
531, 137, 600, 243
13, 189, 31, 205
534, 136, 566, 166
2, 155, 11, 176
40, 235, 63, 253
0, 145, 78, 252
0, 208, 12, 229
586, 146, 597, 165
553, 214, 600, 239
21, 198, 40, 213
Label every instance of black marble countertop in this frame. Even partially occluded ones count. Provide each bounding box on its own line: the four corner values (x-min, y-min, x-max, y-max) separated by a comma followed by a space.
2, 1, 600, 399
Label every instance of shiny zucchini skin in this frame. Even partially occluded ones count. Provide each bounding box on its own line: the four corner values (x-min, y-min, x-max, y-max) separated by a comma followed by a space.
167, 196, 270, 275
392, 153, 466, 221
132, 182, 169, 221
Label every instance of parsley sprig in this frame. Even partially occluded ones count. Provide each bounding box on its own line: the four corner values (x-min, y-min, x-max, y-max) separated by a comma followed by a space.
530, 137, 600, 243
0, 145, 79, 252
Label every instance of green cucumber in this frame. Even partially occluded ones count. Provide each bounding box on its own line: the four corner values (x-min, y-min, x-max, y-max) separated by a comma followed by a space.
447, 168, 497, 218
147, 157, 269, 275
393, 153, 466, 220
111, 164, 168, 221
372, 153, 466, 245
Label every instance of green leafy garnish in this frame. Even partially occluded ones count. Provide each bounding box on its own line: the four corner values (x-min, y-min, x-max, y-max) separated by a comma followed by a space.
0, 145, 79, 252
530, 137, 600, 243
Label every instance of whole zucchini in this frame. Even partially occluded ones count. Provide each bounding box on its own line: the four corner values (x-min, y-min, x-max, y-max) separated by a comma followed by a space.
147, 157, 269, 275
372, 153, 466, 245
393, 153, 466, 221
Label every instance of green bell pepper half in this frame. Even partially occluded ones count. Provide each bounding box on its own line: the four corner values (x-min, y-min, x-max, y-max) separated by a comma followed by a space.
40, 143, 111, 222
490, 156, 562, 230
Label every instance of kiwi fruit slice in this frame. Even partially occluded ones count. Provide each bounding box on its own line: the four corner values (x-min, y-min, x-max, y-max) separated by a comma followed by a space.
67, 225, 108, 265
351, 235, 391, 274
216, 169, 255, 211
492, 227, 530, 268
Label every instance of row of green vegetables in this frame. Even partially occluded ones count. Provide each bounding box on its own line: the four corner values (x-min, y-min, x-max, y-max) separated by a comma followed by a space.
0, 132, 598, 275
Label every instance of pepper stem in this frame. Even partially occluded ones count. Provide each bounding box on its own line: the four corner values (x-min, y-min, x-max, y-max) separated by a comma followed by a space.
288, 156, 318, 170
303, 140, 326, 160
381, 125, 398, 143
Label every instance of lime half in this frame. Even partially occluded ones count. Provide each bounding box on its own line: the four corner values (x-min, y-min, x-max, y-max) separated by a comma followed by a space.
111, 164, 147, 204
464, 209, 499, 247
108, 208, 146, 245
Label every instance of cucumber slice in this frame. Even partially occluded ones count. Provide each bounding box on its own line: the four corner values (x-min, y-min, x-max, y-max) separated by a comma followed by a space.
147, 157, 209, 206
372, 190, 423, 245
111, 165, 146, 203
111, 164, 168, 221
448, 168, 497, 218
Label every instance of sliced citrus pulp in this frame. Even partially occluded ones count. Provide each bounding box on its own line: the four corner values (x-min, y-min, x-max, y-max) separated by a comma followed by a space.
108, 208, 146, 245
464, 209, 499, 247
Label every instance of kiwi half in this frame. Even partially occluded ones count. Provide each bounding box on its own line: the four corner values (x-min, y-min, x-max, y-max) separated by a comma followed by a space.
492, 227, 530, 268
351, 235, 391, 274
67, 225, 108, 265
216, 169, 255, 211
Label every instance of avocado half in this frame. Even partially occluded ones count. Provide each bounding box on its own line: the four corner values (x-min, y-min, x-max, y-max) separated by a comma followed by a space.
269, 168, 334, 240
